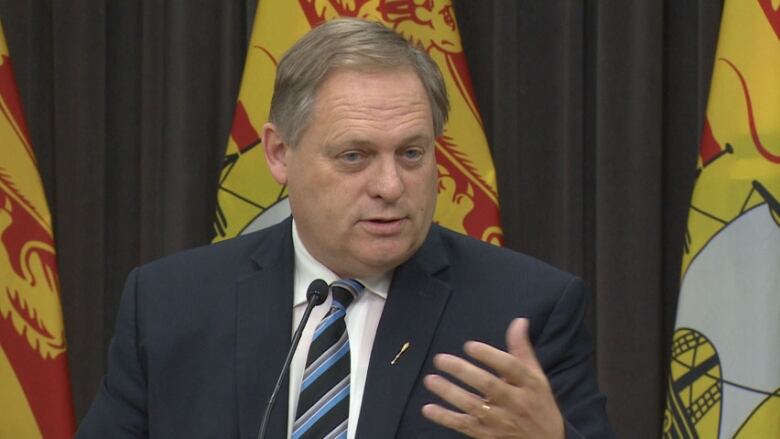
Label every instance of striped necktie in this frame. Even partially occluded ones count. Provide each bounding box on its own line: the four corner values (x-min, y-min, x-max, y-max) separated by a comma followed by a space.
293, 279, 364, 439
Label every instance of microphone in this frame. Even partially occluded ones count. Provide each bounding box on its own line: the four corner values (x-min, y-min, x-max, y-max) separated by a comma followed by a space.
257, 278, 329, 439
306, 279, 329, 306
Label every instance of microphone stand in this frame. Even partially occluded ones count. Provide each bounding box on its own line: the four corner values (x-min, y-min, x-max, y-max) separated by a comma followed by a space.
257, 279, 328, 439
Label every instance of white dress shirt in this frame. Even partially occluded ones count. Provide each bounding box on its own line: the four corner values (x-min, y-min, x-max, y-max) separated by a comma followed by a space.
288, 221, 391, 439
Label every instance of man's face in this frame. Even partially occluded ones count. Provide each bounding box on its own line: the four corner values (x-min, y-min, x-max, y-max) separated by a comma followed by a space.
264, 68, 438, 278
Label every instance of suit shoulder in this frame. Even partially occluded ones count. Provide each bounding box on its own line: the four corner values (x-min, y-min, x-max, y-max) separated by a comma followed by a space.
433, 225, 578, 288
136, 220, 289, 280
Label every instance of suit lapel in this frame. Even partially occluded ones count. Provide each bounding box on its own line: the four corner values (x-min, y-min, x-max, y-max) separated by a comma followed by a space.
356, 227, 451, 438
235, 219, 295, 439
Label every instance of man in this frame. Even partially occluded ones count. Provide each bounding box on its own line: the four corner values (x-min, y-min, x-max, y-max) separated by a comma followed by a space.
77, 19, 613, 438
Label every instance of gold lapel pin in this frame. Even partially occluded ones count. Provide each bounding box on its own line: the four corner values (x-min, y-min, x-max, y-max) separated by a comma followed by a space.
391, 341, 411, 365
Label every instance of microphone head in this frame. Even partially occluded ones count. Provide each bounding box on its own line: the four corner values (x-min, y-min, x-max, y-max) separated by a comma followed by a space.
306, 279, 329, 306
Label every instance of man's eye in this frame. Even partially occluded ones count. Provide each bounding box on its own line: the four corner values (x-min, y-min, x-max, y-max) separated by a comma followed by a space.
402, 148, 424, 161
339, 151, 363, 162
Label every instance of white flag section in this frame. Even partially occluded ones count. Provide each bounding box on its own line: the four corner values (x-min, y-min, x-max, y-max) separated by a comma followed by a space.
671, 203, 780, 437
663, 1, 780, 437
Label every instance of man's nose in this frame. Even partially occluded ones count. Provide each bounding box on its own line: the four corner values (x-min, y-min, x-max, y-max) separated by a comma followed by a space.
368, 157, 405, 202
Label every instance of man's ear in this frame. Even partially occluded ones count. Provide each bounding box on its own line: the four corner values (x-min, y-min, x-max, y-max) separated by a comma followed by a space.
262, 122, 289, 185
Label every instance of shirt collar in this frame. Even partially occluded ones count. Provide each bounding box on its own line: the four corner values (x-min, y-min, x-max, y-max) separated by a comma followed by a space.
292, 219, 392, 307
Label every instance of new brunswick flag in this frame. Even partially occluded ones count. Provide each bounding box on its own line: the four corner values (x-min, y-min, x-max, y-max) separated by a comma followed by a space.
0, 19, 76, 439
663, 1, 780, 437
213, 0, 502, 244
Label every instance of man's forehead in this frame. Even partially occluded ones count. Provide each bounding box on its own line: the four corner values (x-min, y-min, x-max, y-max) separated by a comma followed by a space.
315, 65, 425, 96
314, 69, 430, 108
295, 68, 435, 147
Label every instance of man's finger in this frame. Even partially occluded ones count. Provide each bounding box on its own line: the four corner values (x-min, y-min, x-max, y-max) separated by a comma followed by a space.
421, 403, 487, 437
431, 353, 515, 404
462, 340, 535, 388
506, 318, 544, 374
424, 370, 492, 416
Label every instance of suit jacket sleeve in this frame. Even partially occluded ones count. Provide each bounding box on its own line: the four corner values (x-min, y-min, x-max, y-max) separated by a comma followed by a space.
75, 268, 149, 438
534, 276, 614, 439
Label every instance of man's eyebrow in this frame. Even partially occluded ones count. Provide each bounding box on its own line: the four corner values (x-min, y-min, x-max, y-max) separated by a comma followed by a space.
334, 134, 433, 149
396, 134, 433, 147
387, 134, 434, 150
343, 139, 375, 149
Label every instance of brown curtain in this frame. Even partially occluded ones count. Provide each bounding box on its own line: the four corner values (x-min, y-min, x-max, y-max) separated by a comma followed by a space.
0, 0, 723, 436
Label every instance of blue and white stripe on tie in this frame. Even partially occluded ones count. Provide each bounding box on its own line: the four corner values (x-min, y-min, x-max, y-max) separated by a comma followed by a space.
293, 279, 364, 439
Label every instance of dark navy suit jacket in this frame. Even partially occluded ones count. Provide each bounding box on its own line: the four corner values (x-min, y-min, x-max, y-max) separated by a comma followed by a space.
77, 218, 613, 438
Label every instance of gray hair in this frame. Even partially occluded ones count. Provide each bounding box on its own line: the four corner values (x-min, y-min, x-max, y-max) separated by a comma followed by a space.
268, 18, 450, 146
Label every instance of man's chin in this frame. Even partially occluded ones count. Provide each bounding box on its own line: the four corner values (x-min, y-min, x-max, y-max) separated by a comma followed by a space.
346, 244, 421, 276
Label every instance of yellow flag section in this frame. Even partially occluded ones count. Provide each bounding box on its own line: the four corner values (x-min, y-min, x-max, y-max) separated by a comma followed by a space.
663, 1, 780, 438
0, 19, 75, 439
213, 0, 502, 244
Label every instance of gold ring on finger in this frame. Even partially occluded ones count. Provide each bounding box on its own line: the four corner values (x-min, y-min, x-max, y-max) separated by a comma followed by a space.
476, 402, 491, 422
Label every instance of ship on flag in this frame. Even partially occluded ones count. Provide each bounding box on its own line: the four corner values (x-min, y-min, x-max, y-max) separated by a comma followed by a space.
213, 0, 503, 245
663, 1, 780, 437
0, 17, 76, 439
